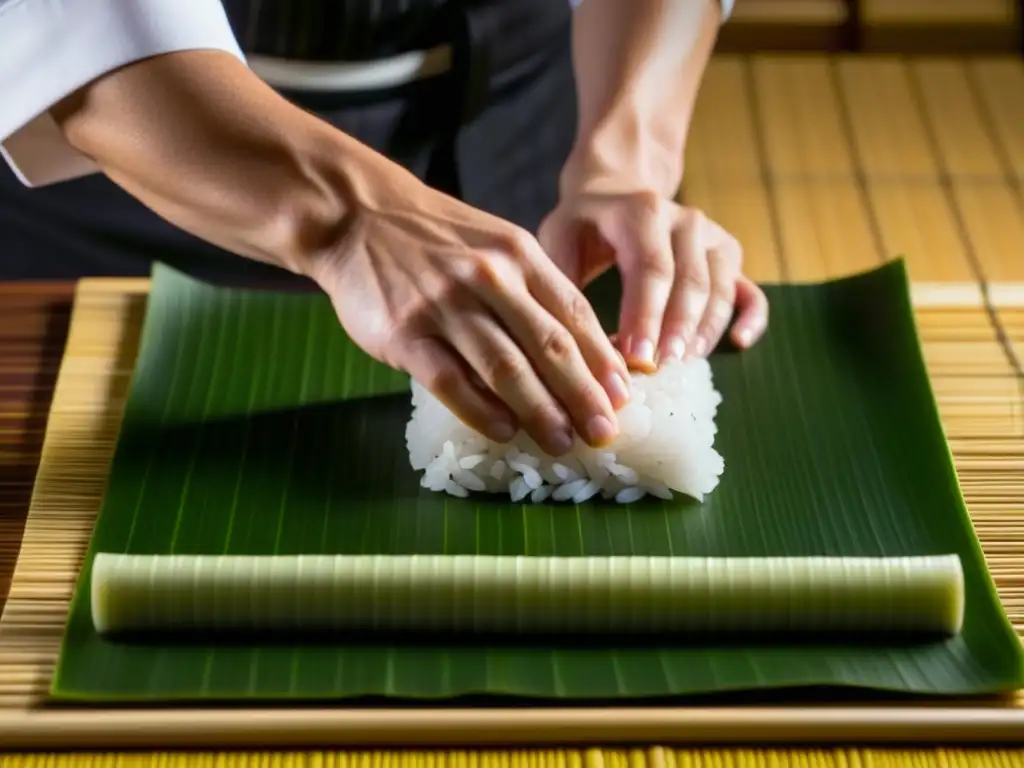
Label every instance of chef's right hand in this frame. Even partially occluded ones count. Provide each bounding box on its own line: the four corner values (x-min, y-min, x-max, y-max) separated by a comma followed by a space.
309, 162, 631, 457
46, 49, 627, 453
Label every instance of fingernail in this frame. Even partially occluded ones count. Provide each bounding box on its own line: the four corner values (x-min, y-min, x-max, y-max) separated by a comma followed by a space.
693, 336, 708, 357
489, 421, 517, 442
664, 336, 685, 361
585, 414, 617, 446
736, 327, 753, 347
548, 427, 575, 455
630, 338, 655, 365
606, 372, 631, 408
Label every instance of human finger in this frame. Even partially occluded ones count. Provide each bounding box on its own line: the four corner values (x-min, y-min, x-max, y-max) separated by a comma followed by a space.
397, 335, 519, 444
611, 208, 675, 372
480, 279, 622, 449
655, 212, 710, 363
692, 229, 742, 358
438, 297, 578, 457
730, 274, 769, 349
502, 233, 632, 411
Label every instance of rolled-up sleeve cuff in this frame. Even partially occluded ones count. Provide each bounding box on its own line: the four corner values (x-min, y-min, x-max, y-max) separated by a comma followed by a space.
0, 0, 246, 187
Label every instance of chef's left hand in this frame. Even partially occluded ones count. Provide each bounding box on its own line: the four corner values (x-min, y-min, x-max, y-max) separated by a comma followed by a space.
539, 185, 769, 372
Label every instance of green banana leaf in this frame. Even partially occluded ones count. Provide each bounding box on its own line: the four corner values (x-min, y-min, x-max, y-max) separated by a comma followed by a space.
51, 259, 1024, 703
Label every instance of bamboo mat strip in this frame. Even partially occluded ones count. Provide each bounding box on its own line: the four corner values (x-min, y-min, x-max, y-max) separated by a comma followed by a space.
969, 60, 1024, 182
5, 748, 1024, 768
833, 57, 943, 179
749, 56, 855, 178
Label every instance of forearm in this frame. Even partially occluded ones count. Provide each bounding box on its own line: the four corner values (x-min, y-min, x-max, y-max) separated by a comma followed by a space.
562, 0, 721, 198
52, 50, 370, 278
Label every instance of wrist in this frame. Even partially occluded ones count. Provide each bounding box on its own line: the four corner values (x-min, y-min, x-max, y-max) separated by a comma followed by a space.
560, 109, 685, 200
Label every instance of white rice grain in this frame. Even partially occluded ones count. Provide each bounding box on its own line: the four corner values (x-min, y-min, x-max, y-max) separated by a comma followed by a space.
571, 479, 602, 504
509, 476, 531, 503
459, 454, 486, 470
453, 469, 486, 493
445, 479, 469, 498
405, 357, 725, 505
615, 487, 647, 504
553, 478, 590, 502
530, 485, 554, 503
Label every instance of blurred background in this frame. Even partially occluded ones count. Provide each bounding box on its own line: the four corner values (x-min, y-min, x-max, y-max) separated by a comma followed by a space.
716, 0, 1022, 53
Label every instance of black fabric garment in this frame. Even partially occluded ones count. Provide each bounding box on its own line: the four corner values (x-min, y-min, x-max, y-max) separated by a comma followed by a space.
0, 0, 577, 285
221, 0, 451, 61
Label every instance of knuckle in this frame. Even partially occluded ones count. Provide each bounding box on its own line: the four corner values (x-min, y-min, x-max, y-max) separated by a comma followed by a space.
565, 290, 596, 329
539, 325, 576, 364
484, 351, 527, 385
466, 257, 502, 290
425, 365, 463, 397
710, 280, 738, 304
394, 299, 435, 336
501, 227, 541, 261
679, 206, 707, 227
680, 264, 711, 293
632, 188, 663, 213
366, 318, 405, 362
634, 249, 674, 280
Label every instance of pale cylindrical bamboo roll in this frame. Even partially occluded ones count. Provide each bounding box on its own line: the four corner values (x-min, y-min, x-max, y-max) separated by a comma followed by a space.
90, 553, 966, 637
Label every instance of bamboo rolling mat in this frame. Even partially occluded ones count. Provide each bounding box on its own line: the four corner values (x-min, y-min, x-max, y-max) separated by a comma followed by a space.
5, 748, 1024, 768
2, 55, 1024, 754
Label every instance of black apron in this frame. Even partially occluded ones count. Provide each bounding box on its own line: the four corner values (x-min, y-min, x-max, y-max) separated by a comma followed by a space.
0, 0, 577, 284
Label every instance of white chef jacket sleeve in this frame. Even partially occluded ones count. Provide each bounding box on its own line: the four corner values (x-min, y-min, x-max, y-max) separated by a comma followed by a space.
0, 0, 247, 188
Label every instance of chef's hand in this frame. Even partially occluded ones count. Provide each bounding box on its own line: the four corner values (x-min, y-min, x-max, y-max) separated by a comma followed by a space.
50, 50, 629, 457
539, 183, 769, 372
309, 161, 631, 456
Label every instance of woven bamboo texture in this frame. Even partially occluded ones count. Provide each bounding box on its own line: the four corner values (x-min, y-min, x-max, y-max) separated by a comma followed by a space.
2, 55, 1024, 756
5, 748, 1024, 768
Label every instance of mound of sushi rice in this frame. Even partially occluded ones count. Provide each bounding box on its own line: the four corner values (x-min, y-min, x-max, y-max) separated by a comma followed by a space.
405, 357, 724, 504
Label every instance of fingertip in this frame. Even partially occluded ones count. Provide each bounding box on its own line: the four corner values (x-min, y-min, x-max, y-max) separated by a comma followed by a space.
731, 319, 765, 349
658, 335, 686, 364
583, 413, 619, 449
487, 418, 519, 444
624, 336, 657, 372
691, 336, 709, 358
